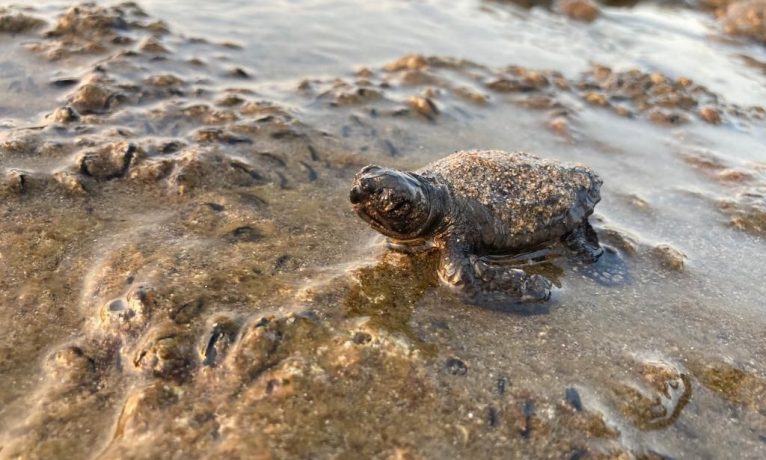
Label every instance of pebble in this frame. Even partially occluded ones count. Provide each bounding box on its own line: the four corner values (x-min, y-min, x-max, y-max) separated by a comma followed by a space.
583, 91, 609, 107
50, 106, 80, 123
3, 168, 26, 194
557, 0, 601, 22
721, 0, 766, 44
699, 106, 722, 124
228, 67, 251, 79
69, 83, 114, 114
227, 225, 262, 243
0, 10, 46, 34
651, 243, 687, 271
140, 37, 169, 54
547, 115, 571, 137
446, 357, 468, 376
78, 142, 137, 180
408, 96, 439, 120
564, 387, 584, 411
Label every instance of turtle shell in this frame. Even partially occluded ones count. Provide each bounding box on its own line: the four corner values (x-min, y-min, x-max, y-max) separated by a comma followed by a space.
418, 150, 602, 249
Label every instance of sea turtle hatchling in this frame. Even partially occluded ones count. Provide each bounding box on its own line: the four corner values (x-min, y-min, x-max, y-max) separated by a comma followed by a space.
349, 150, 607, 303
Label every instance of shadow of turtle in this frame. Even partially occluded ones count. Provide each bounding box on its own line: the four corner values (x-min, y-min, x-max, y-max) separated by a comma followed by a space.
569, 245, 631, 287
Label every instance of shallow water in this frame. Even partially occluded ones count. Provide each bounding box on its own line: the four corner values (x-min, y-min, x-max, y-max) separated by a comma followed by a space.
0, 0, 765, 459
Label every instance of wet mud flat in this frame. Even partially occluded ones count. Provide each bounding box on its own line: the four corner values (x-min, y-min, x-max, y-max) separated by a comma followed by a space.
0, 1, 765, 459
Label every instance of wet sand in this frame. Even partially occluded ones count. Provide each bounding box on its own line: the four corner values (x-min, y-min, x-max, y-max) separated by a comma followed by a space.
0, 1, 765, 459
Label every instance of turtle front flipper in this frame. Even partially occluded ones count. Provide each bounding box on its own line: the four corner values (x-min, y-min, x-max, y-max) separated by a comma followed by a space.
562, 219, 604, 263
563, 220, 629, 286
438, 243, 552, 303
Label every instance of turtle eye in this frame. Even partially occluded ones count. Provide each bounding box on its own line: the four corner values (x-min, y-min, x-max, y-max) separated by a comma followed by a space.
383, 198, 401, 212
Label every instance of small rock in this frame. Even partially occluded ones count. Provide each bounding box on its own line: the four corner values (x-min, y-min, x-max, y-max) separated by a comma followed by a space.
599, 226, 640, 256
221, 41, 242, 49
408, 96, 439, 120
613, 106, 633, 118
453, 86, 489, 105
488, 406, 499, 427
47, 345, 96, 388
113, 383, 180, 442
2, 169, 26, 194
519, 400, 535, 438
717, 168, 752, 183
719, 187, 766, 236
69, 83, 114, 114
384, 54, 429, 72
272, 254, 300, 274
356, 67, 374, 78
100, 285, 155, 334
583, 91, 609, 107
611, 360, 691, 430
146, 20, 170, 35
139, 37, 168, 54
78, 142, 137, 180
557, 0, 600, 22
225, 314, 324, 381
651, 243, 687, 272
398, 69, 442, 86
202, 109, 238, 125
0, 10, 46, 34
133, 322, 196, 380
649, 72, 666, 85
128, 158, 174, 182
201, 317, 239, 367
227, 67, 251, 79
217, 94, 245, 107
565, 387, 584, 411
352, 331, 372, 345
52, 170, 87, 195
49, 3, 127, 39
624, 193, 651, 210
721, 0, 766, 44
160, 140, 185, 154
497, 376, 509, 395
446, 357, 468, 376
681, 149, 726, 171
226, 225, 261, 243
548, 115, 571, 137
169, 298, 204, 325
50, 106, 80, 124
520, 95, 558, 109
333, 86, 382, 106
699, 106, 722, 124
487, 78, 525, 93
145, 74, 184, 87
648, 110, 688, 125
522, 71, 549, 88
193, 128, 252, 144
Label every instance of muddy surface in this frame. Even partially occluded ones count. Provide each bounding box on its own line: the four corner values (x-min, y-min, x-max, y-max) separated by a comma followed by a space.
0, 1, 765, 459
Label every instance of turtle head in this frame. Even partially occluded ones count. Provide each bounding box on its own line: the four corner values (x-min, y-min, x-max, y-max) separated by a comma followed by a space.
350, 164, 436, 240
